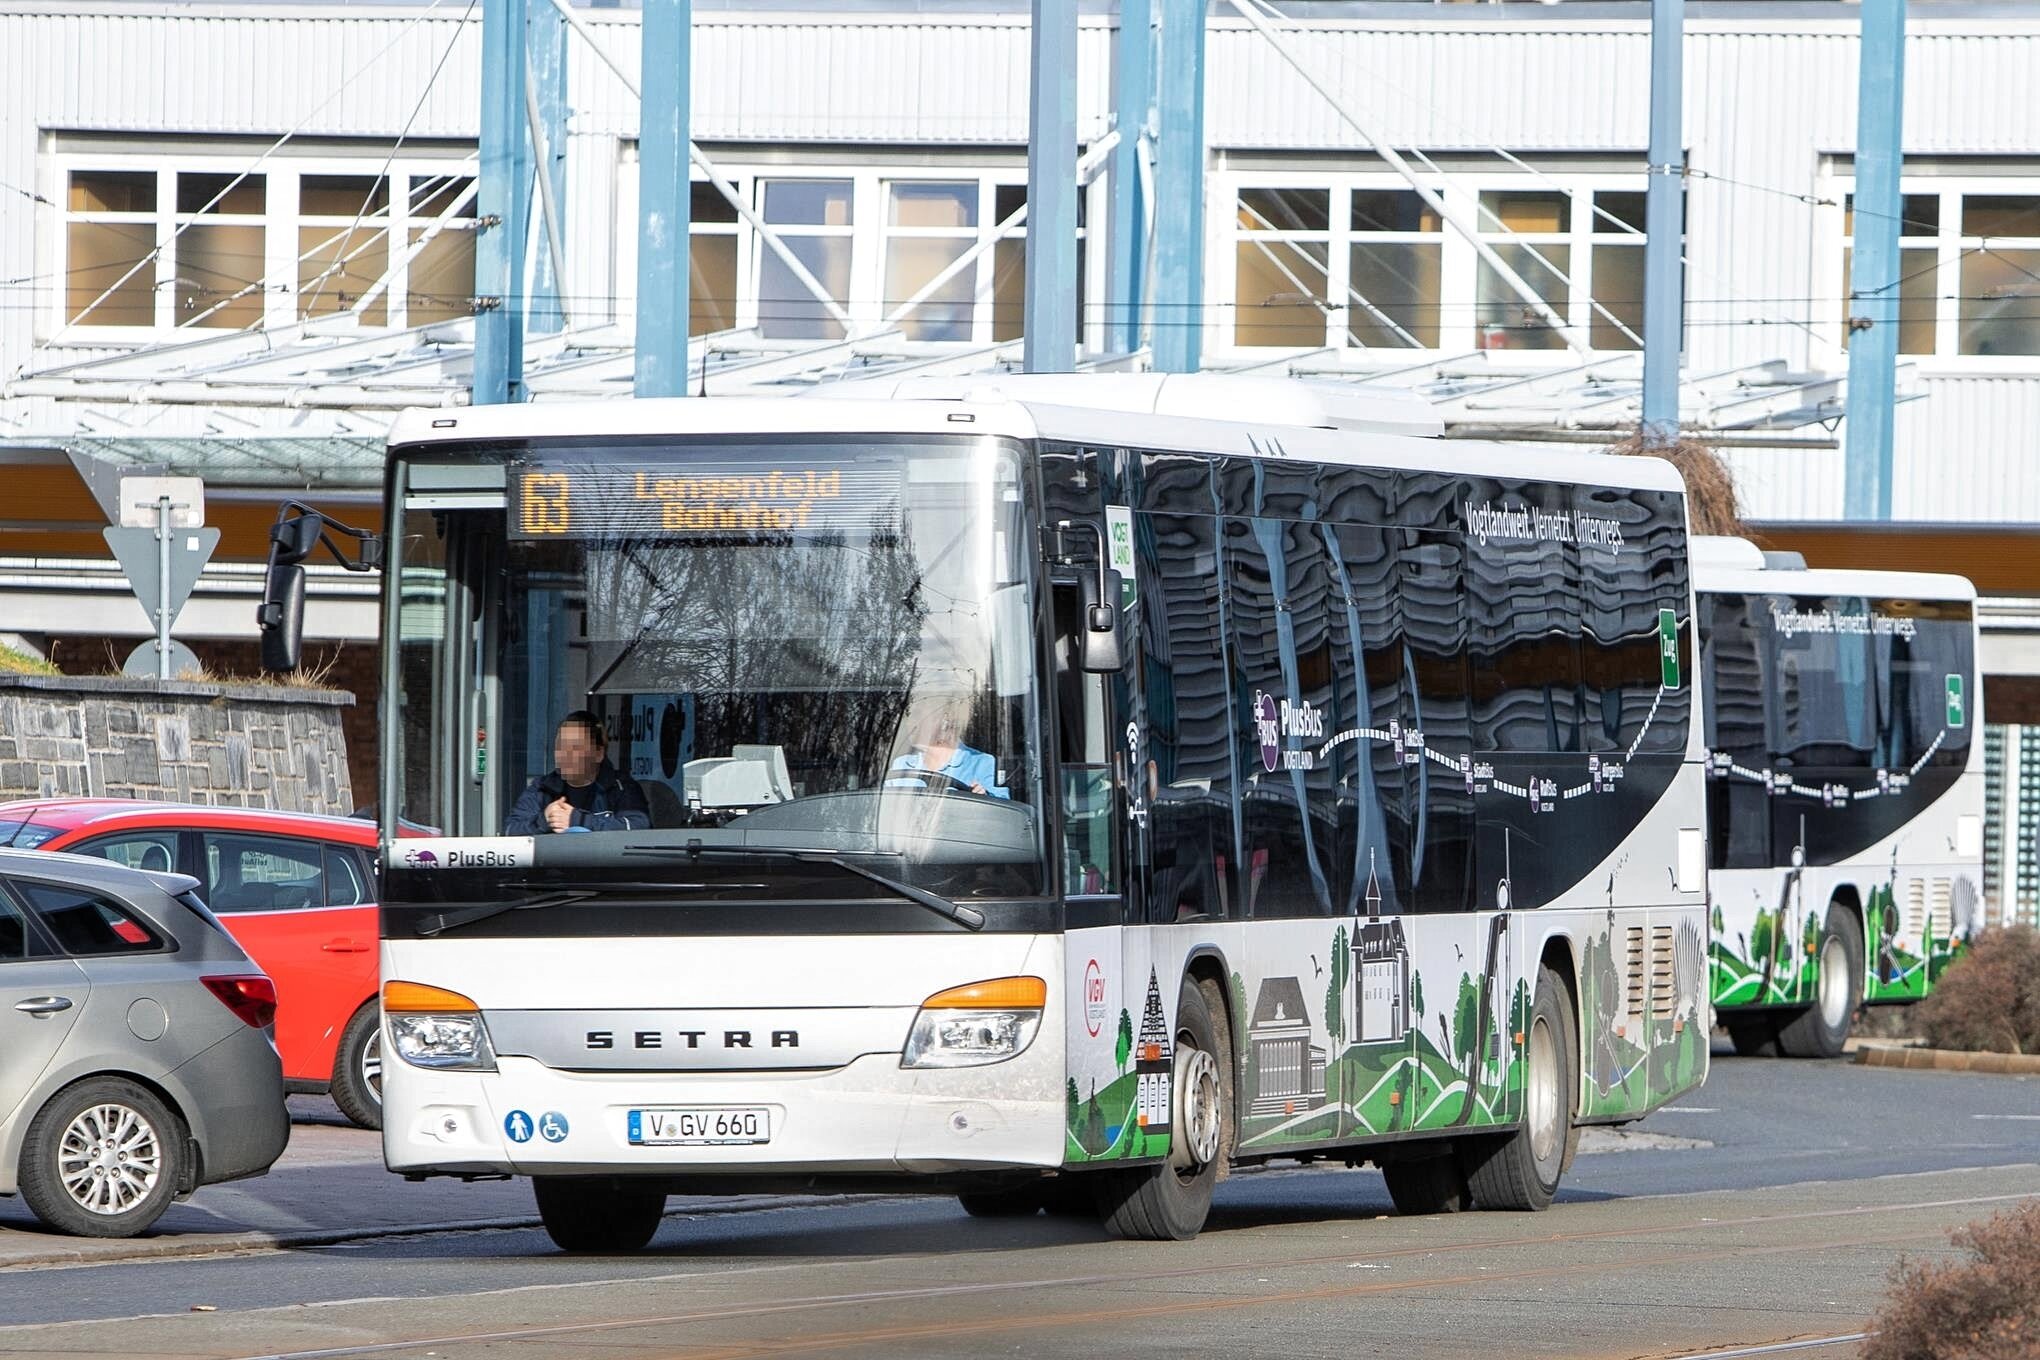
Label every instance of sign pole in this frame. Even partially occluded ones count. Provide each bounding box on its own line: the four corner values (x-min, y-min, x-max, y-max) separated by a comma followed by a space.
155, 495, 173, 680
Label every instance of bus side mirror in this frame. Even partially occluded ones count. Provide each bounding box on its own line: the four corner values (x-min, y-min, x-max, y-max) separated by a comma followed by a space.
1080, 569, 1123, 673
257, 562, 307, 672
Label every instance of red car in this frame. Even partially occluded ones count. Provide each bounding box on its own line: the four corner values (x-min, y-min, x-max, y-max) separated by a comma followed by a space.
0, 799, 385, 1129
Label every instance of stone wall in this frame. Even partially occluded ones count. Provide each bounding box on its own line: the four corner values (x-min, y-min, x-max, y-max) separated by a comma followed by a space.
0, 676, 354, 812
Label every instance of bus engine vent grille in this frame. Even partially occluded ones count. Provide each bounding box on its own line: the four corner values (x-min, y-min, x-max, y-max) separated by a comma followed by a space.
1928, 878, 1953, 938
1625, 926, 1647, 1023
1905, 879, 1928, 937
1650, 925, 1677, 1019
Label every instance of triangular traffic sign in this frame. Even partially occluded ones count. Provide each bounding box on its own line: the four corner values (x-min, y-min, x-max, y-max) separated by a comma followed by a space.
103, 525, 222, 632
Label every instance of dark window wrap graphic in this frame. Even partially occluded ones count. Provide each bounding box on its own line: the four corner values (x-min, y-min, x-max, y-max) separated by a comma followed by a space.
1700, 591, 1973, 868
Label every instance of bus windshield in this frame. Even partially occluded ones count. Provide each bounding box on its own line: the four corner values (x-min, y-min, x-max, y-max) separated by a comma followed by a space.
390, 436, 1044, 897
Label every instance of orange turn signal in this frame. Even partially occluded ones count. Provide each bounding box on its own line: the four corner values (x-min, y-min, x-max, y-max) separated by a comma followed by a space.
920, 976, 1047, 1010
383, 980, 481, 1013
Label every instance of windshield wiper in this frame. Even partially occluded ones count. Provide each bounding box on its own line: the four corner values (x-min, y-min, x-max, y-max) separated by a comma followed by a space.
622, 842, 986, 931
414, 880, 748, 938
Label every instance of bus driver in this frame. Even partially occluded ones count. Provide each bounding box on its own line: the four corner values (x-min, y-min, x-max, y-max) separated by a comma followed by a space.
888, 704, 1009, 799
505, 710, 653, 834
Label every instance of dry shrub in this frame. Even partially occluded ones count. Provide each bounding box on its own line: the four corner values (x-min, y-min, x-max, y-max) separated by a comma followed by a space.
1913, 926, 2040, 1055
0, 642, 60, 676
1609, 429, 1745, 536
1864, 1200, 2040, 1360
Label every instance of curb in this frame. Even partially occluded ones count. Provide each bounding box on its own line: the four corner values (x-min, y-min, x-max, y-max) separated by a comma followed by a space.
1854, 1044, 2040, 1074
0, 1192, 873, 1273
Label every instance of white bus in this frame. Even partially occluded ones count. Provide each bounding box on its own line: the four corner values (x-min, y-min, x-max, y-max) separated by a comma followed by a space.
1696, 537, 1985, 1057
272, 377, 1710, 1248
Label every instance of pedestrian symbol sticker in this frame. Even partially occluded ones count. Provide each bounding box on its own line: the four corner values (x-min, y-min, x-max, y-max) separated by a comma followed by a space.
539, 1111, 570, 1143
504, 1110, 534, 1143
1658, 609, 1680, 688
1947, 674, 1965, 727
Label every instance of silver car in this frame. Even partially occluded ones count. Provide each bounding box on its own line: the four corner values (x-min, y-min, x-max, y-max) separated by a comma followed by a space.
0, 849, 289, 1237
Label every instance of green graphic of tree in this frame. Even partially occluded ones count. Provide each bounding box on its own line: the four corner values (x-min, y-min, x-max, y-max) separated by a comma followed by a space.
1453, 972, 1481, 1068
1750, 908, 1775, 970
1066, 1077, 1080, 1127
1115, 1008, 1134, 1073
1711, 902, 1725, 934
1411, 971, 1426, 1022
1325, 926, 1350, 1049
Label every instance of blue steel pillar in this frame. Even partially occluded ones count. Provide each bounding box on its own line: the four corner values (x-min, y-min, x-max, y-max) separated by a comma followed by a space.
1025, 0, 1079, 373
636, 0, 693, 397
1640, 0, 1685, 444
1151, 0, 1206, 373
529, 0, 569, 336
1106, 0, 1152, 356
1844, 0, 1905, 519
475, 0, 531, 404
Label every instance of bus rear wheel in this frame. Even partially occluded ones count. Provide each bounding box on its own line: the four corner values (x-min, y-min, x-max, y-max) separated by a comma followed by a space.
533, 1177, 667, 1253
1460, 965, 1574, 1212
1776, 907, 1863, 1059
1093, 975, 1230, 1241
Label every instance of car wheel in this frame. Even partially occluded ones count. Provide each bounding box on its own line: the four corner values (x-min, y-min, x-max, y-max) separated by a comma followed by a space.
330, 1003, 383, 1130
534, 1176, 667, 1253
18, 1078, 185, 1238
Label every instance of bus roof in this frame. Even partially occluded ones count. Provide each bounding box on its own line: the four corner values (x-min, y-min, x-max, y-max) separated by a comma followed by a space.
387, 377, 1688, 496
1692, 535, 1978, 602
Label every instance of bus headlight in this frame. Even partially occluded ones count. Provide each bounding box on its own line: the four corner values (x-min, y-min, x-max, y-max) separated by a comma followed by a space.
901, 977, 1045, 1069
384, 981, 498, 1072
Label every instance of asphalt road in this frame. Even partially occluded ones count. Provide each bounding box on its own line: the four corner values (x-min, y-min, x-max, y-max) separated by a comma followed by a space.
0, 1048, 2034, 1359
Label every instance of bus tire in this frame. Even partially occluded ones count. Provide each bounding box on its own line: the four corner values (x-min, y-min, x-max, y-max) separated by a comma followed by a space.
1381, 1155, 1469, 1216
1460, 965, 1574, 1213
1726, 1016, 1780, 1057
1093, 976, 1229, 1241
1775, 907, 1863, 1059
533, 1177, 667, 1253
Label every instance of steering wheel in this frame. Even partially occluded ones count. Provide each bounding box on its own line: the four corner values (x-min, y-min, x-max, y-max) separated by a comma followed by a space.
900, 768, 975, 795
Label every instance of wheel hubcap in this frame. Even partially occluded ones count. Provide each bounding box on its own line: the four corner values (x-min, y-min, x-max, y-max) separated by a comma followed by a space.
362, 1029, 383, 1103
1526, 1016, 1562, 1167
1171, 1045, 1222, 1173
58, 1103, 161, 1216
1818, 935, 1851, 1030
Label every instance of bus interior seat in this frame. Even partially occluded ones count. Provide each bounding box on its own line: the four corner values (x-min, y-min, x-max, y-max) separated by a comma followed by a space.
642, 779, 685, 828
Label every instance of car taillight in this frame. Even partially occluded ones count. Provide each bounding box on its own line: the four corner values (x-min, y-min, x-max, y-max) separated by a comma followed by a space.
203, 975, 278, 1029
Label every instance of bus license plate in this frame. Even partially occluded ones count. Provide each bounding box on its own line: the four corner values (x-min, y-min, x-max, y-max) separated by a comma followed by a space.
628, 1107, 770, 1146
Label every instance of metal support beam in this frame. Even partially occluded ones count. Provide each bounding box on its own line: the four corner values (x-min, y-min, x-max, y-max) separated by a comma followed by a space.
1107, 0, 1153, 355
636, 0, 692, 397
475, 0, 531, 405
1844, 0, 1905, 519
528, 0, 569, 335
1024, 0, 1079, 373
1640, 0, 1684, 443
1152, 0, 1208, 373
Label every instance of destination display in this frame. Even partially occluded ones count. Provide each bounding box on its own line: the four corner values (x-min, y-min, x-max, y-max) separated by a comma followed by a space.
510, 459, 905, 539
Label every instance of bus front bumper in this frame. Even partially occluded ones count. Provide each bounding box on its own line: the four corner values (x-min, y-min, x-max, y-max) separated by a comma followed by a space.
382, 1051, 1066, 1178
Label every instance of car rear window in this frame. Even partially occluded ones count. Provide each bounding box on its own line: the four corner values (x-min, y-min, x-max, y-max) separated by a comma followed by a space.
0, 819, 62, 850
13, 880, 166, 956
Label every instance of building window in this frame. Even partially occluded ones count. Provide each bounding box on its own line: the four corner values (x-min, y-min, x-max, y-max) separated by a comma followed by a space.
690, 181, 740, 336
1840, 192, 1939, 357
757, 178, 854, 341
883, 181, 978, 342
1475, 190, 1570, 352
64, 170, 159, 327
55, 151, 477, 335
1234, 187, 1331, 348
1348, 189, 1441, 348
1587, 191, 1649, 352
1958, 194, 2040, 357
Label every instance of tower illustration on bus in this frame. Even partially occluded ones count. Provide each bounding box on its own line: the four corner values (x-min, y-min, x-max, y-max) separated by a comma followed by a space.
259, 375, 1711, 1249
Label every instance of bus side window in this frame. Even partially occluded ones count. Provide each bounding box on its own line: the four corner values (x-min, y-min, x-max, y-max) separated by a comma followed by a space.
1704, 593, 1769, 870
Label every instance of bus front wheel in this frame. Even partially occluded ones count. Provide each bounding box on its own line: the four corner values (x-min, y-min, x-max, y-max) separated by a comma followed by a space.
1460, 965, 1575, 1212
534, 1177, 667, 1253
1775, 907, 1863, 1059
1093, 975, 1231, 1241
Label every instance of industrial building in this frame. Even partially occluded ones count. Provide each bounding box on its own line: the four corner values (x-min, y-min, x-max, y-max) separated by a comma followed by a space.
1, 0, 2037, 913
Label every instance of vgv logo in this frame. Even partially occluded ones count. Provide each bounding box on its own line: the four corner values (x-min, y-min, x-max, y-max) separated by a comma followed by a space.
1084, 959, 1108, 1038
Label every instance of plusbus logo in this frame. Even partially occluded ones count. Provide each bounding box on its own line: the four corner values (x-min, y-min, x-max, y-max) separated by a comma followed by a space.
1253, 692, 1280, 772
1252, 691, 1324, 773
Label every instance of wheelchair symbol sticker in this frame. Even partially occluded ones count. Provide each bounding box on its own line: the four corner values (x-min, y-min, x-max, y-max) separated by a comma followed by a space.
504, 1110, 535, 1143
538, 1111, 570, 1143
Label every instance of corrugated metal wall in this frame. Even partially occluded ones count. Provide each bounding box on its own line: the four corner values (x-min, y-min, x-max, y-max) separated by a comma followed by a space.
4, 4, 2038, 521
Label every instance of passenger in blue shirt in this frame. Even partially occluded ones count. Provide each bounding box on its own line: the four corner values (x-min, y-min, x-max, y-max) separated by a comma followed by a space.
889, 707, 1009, 799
